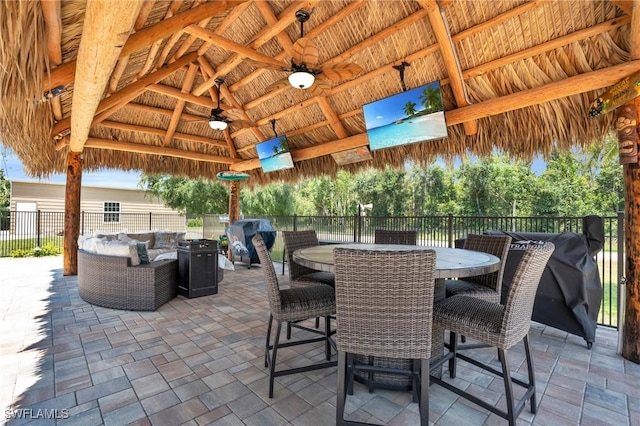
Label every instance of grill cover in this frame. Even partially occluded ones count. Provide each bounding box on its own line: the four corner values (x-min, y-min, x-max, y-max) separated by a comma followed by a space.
485, 215, 604, 347
227, 219, 276, 260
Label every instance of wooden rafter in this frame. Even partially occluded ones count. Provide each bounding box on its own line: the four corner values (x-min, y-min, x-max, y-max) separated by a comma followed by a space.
41, 0, 63, 120
137, 0, 184, 79
164, 63, 199, 146
317, 97, 348, 139
147, 83, 218, 109
611, 0, 634, 15
98, 120, 228, 148
43, 0, 249, 92
53, 52, 198, 137
124, 102, 204, 121
69, 0, 142, 152
421, 0, 477, 135
108, 0, 156, 93
229, 60, 640, 172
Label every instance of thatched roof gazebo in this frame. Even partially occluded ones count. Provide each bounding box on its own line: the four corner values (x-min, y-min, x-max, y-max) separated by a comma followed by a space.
1, 1, 640, 360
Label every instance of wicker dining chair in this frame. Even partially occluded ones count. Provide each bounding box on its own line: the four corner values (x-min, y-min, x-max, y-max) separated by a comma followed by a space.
282, 230, 335, 287
431, 242, 554, 426
252, 234, 337, 398
445, 233, 512, 303
373, 229, 418, 245
333, 247, 437, 425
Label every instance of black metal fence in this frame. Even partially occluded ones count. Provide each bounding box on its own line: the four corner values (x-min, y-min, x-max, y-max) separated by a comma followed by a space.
0, 210, 623, 328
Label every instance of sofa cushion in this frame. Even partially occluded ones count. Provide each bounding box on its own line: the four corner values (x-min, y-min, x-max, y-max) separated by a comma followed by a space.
95, 240, 141, 266
126, 232, 156, 249
154, 231, 185, 249
147, 248, 175, 261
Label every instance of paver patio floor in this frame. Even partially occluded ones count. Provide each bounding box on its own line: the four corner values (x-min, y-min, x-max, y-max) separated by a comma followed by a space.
1, 256, 638, 425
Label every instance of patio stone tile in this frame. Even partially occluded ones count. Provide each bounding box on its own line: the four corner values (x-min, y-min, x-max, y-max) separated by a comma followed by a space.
194, 405, 232, 425
360, 395, 405, 423
157, 359, 193, 382
432, 397, 488, 425
538, 392, 582, 422
290, 401, 337, 426
123, 359, 158, 380
89, 365, 126, 385
140, 389, 180, 416
201, 370, 236, 390
76, 376, 131, 404
131, 372, 170, 400
54, 373, 92, 395
87, 354, 134, 374
147, 397, 208, 426
200, 381, 251, 410
581, 401, 630, 426
99, 342, 142, 359
207, 412, 245, 426
227, 393, 268, 419
98, 388, 138, 413
270, 393, 313, 421
173, 379, 211, 402
62, 407, 103, 426
101, 401, 146, 426
295, 381, 334, 406
584, 383, 628, 415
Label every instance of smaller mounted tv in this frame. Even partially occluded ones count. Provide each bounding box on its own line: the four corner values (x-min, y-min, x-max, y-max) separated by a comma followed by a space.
362, 80, 448, 151
256, 135, 294, 173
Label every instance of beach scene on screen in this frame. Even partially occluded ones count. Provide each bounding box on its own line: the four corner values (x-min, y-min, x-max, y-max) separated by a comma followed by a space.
363, 81, 448, 151
257, 136, 295, 173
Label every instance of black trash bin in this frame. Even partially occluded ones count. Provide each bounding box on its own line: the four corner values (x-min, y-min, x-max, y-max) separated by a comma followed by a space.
177, 239, 221, 298
227, 219, 277, 268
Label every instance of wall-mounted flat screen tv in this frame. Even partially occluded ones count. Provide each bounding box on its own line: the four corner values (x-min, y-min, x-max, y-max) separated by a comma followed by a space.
362, 81, 448, 151
256, 135, 294, 173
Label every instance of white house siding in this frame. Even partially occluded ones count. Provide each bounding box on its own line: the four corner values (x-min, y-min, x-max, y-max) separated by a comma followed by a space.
9, 181, 185, 236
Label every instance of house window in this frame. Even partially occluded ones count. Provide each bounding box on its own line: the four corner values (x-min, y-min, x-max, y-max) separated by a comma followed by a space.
103, 202, 120, 223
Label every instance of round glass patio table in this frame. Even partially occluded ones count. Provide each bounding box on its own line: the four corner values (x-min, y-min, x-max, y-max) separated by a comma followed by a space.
292, 243, 501, 390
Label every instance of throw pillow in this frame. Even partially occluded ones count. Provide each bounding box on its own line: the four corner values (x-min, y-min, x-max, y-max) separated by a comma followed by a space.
136, 242, 150, 264
154, 231, 183, 249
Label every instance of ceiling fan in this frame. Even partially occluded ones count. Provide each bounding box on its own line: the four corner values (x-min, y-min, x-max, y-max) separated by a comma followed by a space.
248, 9, 362, 95
189, 77, 254, 130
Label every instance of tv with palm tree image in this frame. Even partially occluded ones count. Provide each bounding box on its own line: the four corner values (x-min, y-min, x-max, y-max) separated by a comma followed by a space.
256, 135, 294, 173
362, 81, 448, 151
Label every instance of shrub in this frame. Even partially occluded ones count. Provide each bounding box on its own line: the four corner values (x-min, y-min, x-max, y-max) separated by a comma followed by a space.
10, 249, 31, 258
33, 244, 61, 257
187, 217, 203, 227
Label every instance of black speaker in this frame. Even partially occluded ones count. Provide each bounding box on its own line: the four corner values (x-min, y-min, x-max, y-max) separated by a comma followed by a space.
177, 240, 219, 298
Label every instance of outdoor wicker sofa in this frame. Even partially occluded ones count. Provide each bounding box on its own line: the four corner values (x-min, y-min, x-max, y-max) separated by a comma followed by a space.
78, 249, 177, 311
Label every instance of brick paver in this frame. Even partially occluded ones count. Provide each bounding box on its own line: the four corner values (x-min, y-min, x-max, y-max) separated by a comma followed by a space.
0, 255, 633, 425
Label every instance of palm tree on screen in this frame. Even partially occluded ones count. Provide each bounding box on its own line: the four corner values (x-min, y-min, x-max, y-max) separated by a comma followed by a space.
403, 101, 417, 117
419, 86, 443, 114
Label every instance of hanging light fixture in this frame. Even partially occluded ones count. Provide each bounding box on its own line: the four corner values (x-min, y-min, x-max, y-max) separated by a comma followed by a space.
208, 119, 228, 131
288, 71, 315, 89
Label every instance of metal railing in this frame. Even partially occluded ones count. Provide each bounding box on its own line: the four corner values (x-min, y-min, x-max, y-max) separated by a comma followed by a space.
0, 210, 623, 328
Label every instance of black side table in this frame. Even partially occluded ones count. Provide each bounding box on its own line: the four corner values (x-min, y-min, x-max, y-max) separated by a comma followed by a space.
177, 240, 219, 298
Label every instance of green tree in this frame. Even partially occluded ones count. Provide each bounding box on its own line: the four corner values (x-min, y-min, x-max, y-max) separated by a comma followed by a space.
139, 175, 228, 214
407, 163, 459, 216
403, 101, 416, 117
240, 182, 296, 216
419, 86, 443, 113
0, 168, 9, 210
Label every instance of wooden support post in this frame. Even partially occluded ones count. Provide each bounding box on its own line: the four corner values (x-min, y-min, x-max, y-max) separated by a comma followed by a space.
228, 181, 240, 261
622, 0, 640, 363
63, 152, 82, 276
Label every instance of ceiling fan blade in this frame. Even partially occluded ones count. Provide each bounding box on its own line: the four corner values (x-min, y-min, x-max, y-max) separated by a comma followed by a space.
244, 58, 287, 72
184, 106, 209, 118
266, 77, 292, 92
229, 120, 255, 129
293, 38, 319, 68
222, 108, 247, 120
307, 78, 331, 96
320, 62, 363, 80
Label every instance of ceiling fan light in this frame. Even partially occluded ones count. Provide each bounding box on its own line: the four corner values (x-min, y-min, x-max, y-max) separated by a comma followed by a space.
209, 119, 228, 131
288, 71, 315, 89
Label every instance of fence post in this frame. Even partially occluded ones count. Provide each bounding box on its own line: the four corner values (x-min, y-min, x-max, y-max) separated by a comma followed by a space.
36, 210, 41, 247
149, 212, 152, 230
353, 214, 358, 243
293, 214, 298, 232
447, 213, 454, 248
81, 211, 84, 235
617, 211, 625, 331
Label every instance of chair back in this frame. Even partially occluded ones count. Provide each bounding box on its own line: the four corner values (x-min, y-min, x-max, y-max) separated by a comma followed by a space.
374, 229, 418, 245
463, 233, 512, 294
282, 230, 320, 281
500, 242, 554, 347
252, 234, 282, 313
333, 248, 436, 359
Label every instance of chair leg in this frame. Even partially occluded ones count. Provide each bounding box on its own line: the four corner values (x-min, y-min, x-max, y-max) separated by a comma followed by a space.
316, 317, 320, 329
269, 322, 283, 398
336, 351, 347, 426
420, 359, 429, 426
287, 321, 292, 340
265, 314, 273, 368
325, 315, 331, 360
523, 334, 537, 413
411, 359, 419, 403
449, 331, 458, 379
367, 356, 374, 393
498, 348, 516, 426
347, 353, 355, 395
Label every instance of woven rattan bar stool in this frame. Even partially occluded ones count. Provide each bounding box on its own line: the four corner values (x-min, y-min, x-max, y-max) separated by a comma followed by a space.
333, 247, 436, 425
432, 242, 554, 426
282, 230, 335, 286
253, 234, 337, 398
373, 229, 418, 245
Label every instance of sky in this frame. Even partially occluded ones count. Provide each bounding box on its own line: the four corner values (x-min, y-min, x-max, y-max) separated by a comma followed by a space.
1, 147, 142, 189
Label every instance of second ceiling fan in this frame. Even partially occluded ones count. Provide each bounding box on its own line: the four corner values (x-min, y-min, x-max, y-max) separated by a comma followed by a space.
189, 77, 254, 131
249, 9, 362, 95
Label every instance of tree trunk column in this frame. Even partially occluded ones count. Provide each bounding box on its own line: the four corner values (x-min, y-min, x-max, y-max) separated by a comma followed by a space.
621, 0, 640, 363
63, 151, 82, 276
227, 180, 240, 261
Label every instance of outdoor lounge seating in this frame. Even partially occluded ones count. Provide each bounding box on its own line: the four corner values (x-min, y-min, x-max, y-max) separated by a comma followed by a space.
333, 247, 437, 425
374, 229, 418, 245
282, 230, 335, 286
432, 242, 554, 425
77, 249, 177, 311
253, 234, 337, 398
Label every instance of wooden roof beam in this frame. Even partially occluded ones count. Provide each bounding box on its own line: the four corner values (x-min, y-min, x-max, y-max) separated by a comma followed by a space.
164, 63, 198, 146
230, 0, 367, 92
84, 138, 237, 164
69, 0, 142, 152
108, 0, 157, 93
53, 52, 198, 137
230, 60, 640, 171
611, 1, 633, 15
147, 83, 219, 109
421, 0, 477, 135
98, 120, 228, 148
317, 97, 349, 139
137, 0, 184, 79
41, 0, 63, 121
43, 0, 249, 92
123, 102, 204, 121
